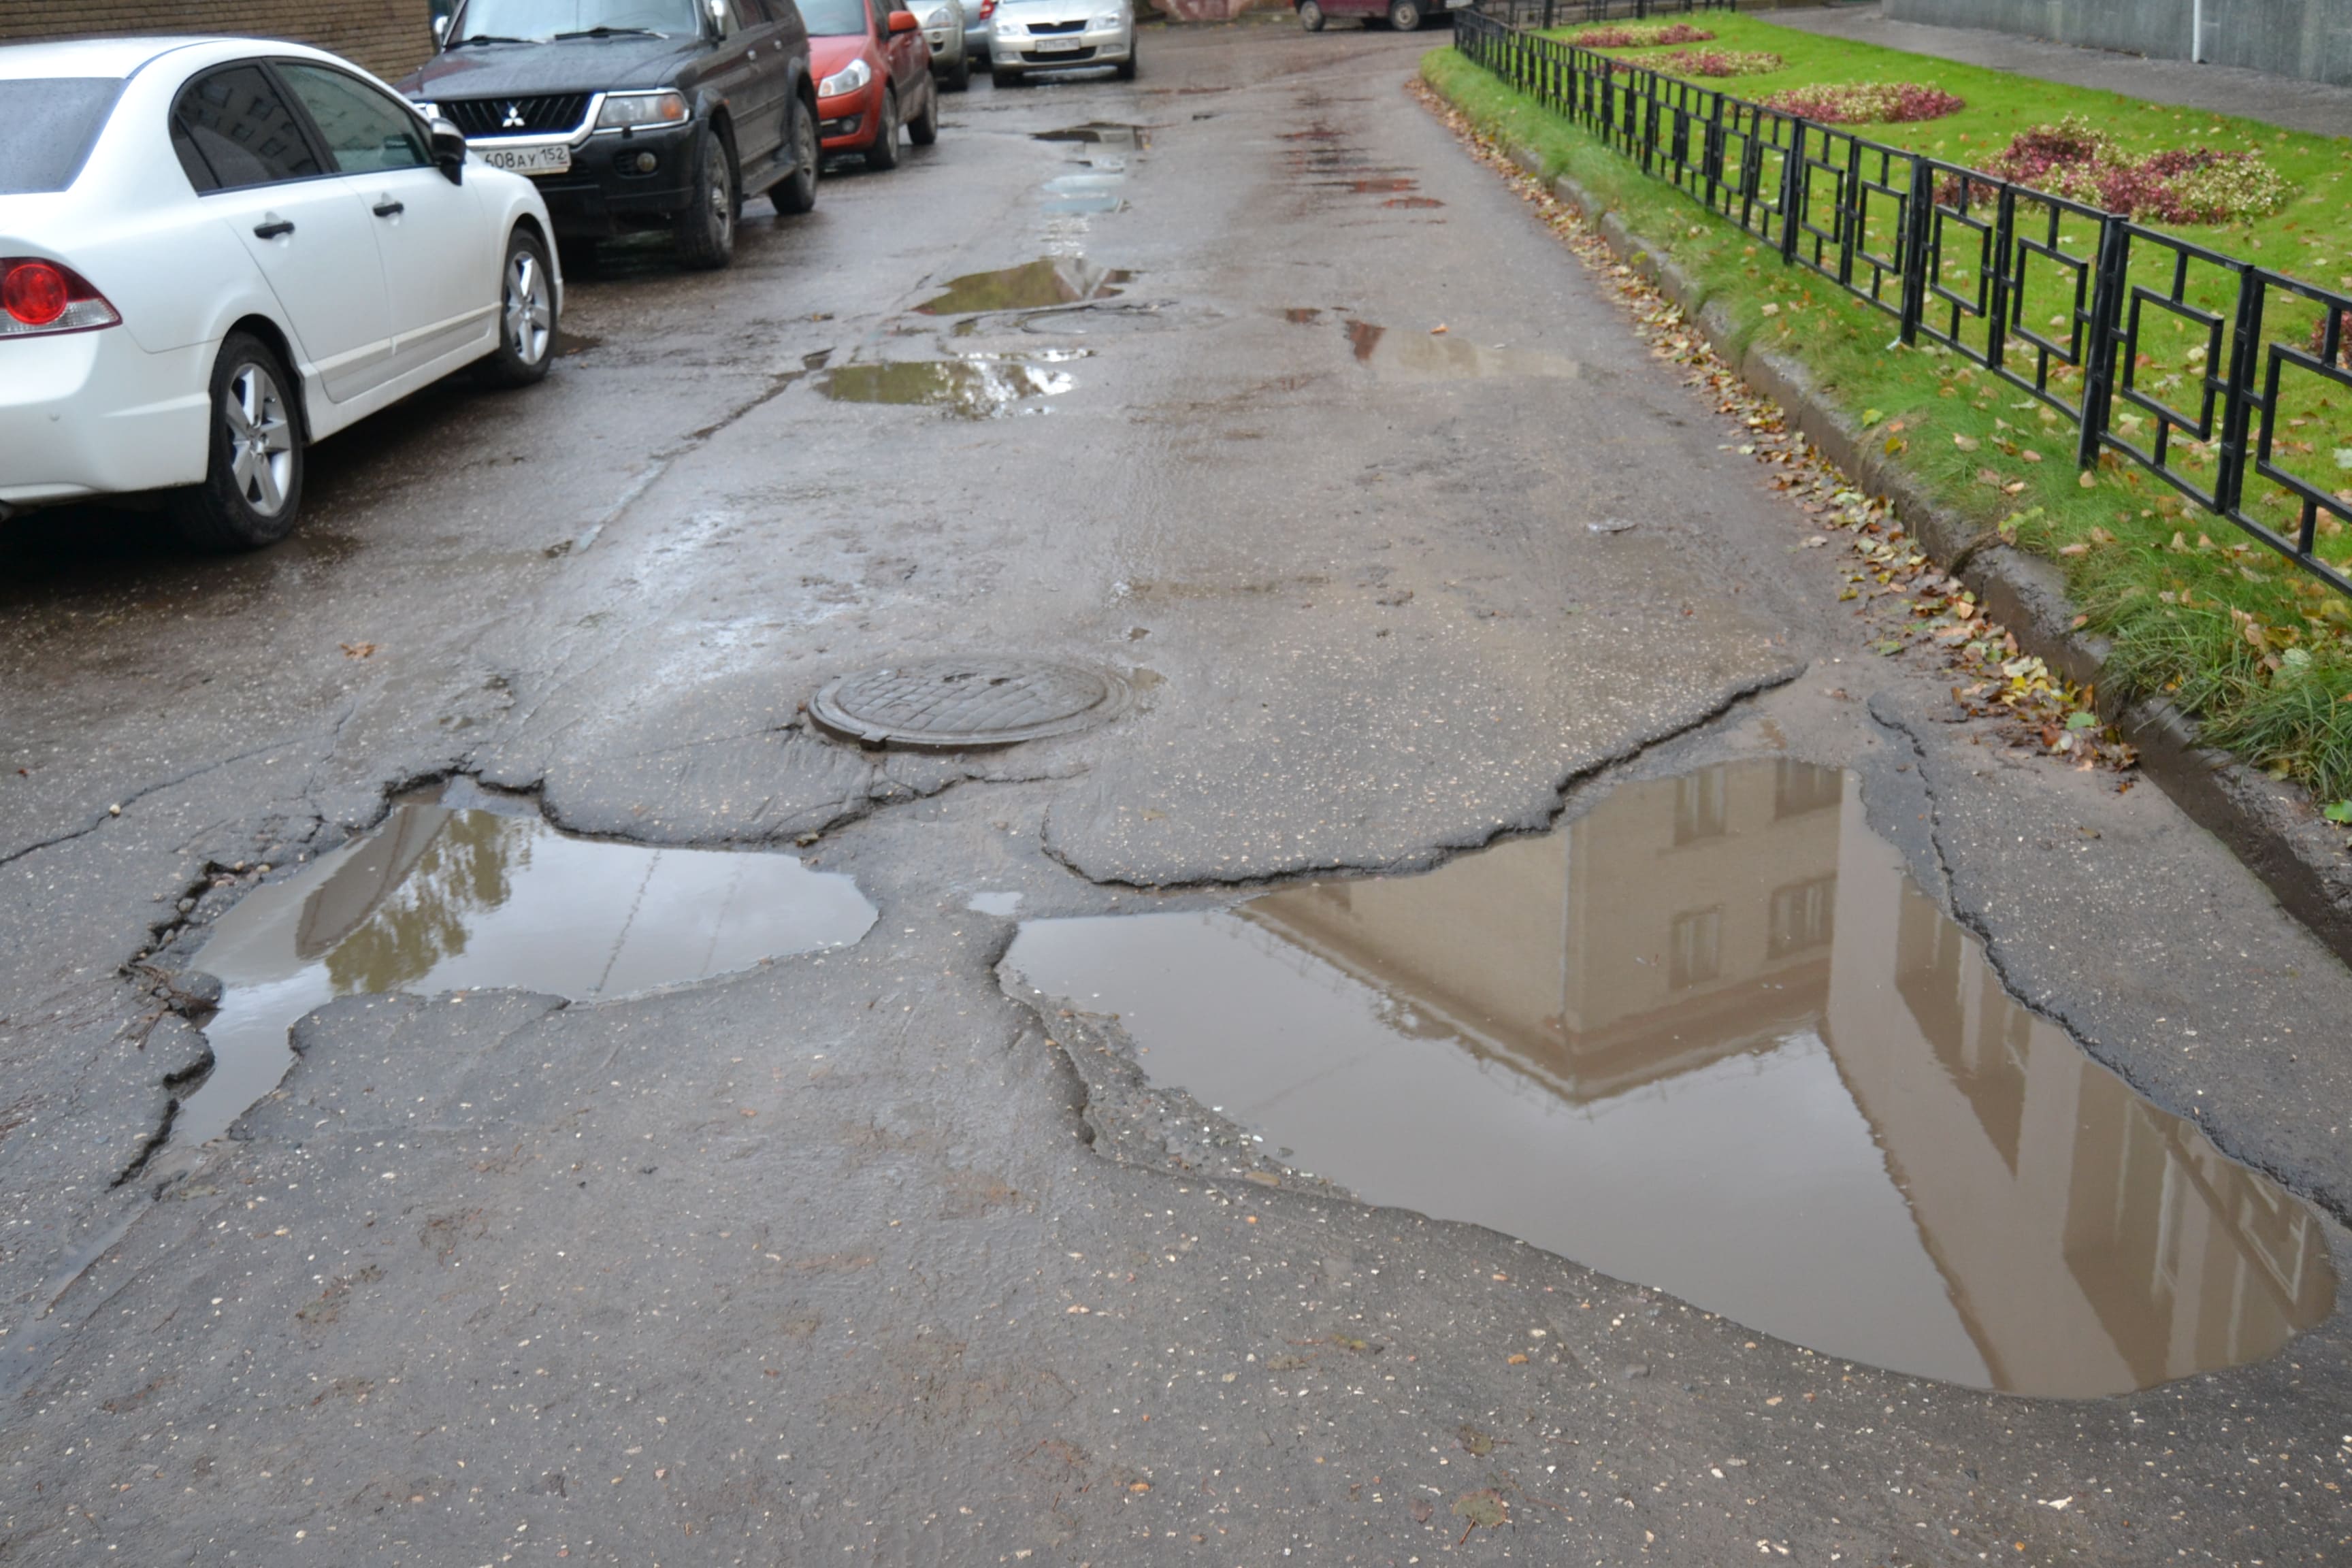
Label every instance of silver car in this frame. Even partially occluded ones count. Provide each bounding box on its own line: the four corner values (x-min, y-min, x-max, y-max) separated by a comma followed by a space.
964, 0, 994, 66
921, 0, 972, 91
990, 0, 1134, 86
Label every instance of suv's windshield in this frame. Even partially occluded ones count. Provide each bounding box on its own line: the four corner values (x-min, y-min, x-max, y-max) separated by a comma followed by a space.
0, 78, 123, 195
798, 0, 870, 35
448, 0, 702, 41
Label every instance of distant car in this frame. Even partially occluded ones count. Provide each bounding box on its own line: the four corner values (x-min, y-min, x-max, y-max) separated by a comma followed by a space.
921, 0, 972, 91
399, 0, 819, 270
808, 0, 938, 168
1295, 0, 1461, 30
965, 0, 997, 66
0, 36, 560, 551
990, 0, 1134, 86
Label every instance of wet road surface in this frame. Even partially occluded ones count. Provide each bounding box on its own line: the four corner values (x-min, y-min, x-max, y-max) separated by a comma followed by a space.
3, 20, 2350, 1564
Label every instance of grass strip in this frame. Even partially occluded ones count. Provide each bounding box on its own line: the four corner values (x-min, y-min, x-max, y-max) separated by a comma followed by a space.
1424, 27, 2352, 806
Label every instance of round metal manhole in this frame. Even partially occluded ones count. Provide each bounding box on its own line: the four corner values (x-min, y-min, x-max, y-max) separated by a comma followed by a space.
809, 658, 1128, 749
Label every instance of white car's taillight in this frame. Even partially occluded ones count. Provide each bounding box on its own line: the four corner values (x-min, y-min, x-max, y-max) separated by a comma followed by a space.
0, 258, 120, 338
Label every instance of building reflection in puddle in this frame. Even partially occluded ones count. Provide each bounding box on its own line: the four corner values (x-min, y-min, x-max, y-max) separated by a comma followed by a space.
1004, 761, 2334, 1396
180, 802, 876, 1147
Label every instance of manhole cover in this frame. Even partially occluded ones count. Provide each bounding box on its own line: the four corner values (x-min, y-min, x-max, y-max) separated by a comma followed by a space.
809, 659, 1127, 749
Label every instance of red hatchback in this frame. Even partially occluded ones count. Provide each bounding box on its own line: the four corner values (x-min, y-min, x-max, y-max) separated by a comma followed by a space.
807, 0, 937, 168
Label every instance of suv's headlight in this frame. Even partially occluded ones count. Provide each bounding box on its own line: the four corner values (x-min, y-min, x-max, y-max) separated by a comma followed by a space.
595, 90, 688, 129
818, 58, 872, 96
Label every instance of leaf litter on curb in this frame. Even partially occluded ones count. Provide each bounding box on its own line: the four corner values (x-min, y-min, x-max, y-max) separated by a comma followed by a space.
1409, 79, 2138, 777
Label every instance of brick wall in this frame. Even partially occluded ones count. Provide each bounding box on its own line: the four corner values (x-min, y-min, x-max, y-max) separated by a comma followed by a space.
0, 0, 436, 84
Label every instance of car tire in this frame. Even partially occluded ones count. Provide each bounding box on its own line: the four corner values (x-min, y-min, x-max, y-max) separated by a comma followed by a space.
772, 97, 820, 214
908, 82, 939, 145
1387, 0, 1421, 27
475, 228, 557, 389
1115, 47, 1136, 79
672, 125, 738, 270
945, 50, 972, 91
1298, 0, 1326, 29
169, 331, 303, 553
992, 65, 1022, 87
867, 86, 901, 169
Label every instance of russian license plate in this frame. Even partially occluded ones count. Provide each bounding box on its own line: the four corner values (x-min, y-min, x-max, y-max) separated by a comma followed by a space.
480, 143, 572, 176
1031, 37, 1083, 52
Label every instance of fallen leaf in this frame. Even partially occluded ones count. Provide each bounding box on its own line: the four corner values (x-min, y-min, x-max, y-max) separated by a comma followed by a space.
340, 642, 378, 659
1429, 323, 1449, 335
2078, 470, 2098, 489
1953, 434, 1980, 451
1128, 1481, 1151, 1493
1451, 1489, 1509, 1531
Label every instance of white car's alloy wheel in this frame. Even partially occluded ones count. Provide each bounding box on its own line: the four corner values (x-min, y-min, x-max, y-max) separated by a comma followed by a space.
225, 361, 295, 517
505, 248, 553, 368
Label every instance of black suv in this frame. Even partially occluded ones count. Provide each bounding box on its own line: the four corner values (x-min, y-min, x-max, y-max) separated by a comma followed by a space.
399, 0, 818, 268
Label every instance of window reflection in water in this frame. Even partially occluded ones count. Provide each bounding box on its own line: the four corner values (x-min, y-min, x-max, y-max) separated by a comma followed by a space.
1007, 760, 2334, 1396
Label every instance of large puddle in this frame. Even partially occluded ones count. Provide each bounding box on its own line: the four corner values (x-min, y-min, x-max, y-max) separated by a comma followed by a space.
914, 257, 1133, 316
815, 353, 1081, 418
178, 798, 875, 1145
1005, 760, 2335, 1397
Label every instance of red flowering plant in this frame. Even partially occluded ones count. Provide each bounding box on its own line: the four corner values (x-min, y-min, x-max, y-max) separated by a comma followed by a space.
1762, 82, 1964, 125
1570, 22, 1714, 48
1946, 116, 2288, 225
1650, 48, 1784, 79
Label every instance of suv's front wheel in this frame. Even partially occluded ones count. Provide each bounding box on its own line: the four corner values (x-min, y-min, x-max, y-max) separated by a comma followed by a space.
673, 125, 738, 270
772, 97, 819, 215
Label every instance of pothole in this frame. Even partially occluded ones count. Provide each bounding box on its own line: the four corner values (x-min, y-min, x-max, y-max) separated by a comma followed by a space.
1033, 122, 1150, 148
814, 353, 1082, 417
174, 791, 876, 1146
914, 257, 1134, 316
1004, 758, 2336, 1397
1041, 173, 1128, 215
810, 657, 1128, 749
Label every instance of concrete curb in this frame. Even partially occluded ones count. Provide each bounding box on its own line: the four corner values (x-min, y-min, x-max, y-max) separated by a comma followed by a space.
1473, 127, 2352, 967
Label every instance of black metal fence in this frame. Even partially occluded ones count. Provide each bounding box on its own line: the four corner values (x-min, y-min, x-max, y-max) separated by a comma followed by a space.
1455, 10, 2352, 599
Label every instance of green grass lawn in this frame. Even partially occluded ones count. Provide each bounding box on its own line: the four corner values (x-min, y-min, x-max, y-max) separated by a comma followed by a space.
1427, 18, 2352, 804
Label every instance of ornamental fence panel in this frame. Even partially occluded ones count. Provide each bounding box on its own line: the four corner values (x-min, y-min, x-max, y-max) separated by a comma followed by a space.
1454, 8, 2352, 598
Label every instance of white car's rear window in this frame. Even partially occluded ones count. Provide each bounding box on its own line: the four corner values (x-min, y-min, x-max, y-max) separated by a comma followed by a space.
0, 78, 125, 195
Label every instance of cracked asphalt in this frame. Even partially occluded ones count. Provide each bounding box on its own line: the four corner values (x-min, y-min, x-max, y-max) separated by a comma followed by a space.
2, 21, 2348, 1565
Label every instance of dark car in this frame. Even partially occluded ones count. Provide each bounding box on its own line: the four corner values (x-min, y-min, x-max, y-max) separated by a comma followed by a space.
399, 0, 819, 269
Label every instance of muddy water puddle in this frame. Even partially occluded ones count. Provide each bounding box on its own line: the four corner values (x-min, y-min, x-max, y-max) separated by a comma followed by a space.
1005, 760, 2334, 1396
916, 257, 1134, 316
178, 796, 875, 1145
816, 351, 1082, 417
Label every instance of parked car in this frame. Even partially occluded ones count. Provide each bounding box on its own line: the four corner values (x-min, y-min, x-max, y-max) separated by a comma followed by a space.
1295, 0, 1460, 31
990, 0, 1134, 86
964, 0, 997, 67
921, 0, 972, 91
0, 36, 559, 551
808, 0, 938, 169
399, 0, 818, 270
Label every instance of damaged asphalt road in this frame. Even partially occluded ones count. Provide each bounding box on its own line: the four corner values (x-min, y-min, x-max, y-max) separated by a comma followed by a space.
1, 22, 2348, 1565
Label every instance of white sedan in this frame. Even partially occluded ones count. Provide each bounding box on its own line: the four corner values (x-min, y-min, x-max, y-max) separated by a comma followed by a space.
0, 35, 561, 550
